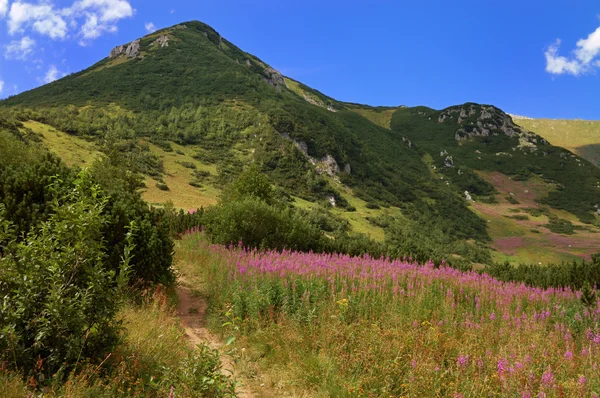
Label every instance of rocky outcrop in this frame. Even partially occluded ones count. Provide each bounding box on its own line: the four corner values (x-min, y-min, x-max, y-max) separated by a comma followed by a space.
327, 195, 337, 207
344, 163, 351, 174
263, 67, 286, 90
125, 39, 141, 57
109, 39, 141, 59
438, 104, 548, 150
152, 35, 169, 48
278, 132, 341, 178
109, 45, 125, 58
317, 154, 340, 177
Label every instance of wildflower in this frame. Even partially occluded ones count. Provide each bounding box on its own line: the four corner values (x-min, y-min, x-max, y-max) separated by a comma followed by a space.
541, 366, 554, 386
457, 355, 469, 368
522, 391, 531, 398
497, 358, 508, 378
578, 375, 587, 385
564, 350, 573, 360
490, 312, 496, 321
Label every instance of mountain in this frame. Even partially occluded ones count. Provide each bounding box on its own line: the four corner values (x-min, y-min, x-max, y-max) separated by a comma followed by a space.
2, 21, 599, 265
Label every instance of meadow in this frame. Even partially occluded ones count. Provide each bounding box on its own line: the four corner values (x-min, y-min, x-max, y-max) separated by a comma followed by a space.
179, 231, 600, 398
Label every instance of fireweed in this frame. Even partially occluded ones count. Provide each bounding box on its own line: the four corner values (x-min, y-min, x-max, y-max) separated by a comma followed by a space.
181, 232, 600, 397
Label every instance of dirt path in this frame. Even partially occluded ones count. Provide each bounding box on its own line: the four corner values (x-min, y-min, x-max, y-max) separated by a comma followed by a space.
176, 281, 256, 398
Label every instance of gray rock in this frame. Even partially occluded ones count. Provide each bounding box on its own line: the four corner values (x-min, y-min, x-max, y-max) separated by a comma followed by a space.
109, 45, 125, 58
125, 39, 141, 58
464, 191, 473, 202
263, 67, 287, 90
444, 156, 454, 168
327, 195, 337, 207
152, 35, 169, 48
317, 154, 340, 177
344, 163, 351, 174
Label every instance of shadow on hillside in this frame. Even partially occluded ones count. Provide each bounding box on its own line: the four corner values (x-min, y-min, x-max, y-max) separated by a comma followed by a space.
576, 144, 600, 167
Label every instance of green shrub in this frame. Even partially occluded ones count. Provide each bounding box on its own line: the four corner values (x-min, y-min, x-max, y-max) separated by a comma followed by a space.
0, 172, 134, 382
203, 197, 325, 252
156, 182, 170, 191
546, 217, 575, 235
506, 195, 520, 205
179, 161, 197, 169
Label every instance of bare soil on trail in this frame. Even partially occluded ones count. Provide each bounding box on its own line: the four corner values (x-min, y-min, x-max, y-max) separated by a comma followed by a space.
176, 281, 256, 398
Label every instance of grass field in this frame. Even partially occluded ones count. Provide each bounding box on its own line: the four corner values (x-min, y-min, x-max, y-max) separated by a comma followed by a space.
22, 121, 101, 167
178, 232, 600, 397
516, 118, 600, 167
141, 142, 221, 210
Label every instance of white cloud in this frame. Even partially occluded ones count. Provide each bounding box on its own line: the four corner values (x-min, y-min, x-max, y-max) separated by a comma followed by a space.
43, 64, 64, 83
8, 2, 68, 39
4, 36, 36, 60
6, 0, 134, 43
546, 25, 600, 76
145, 22, 156, 33
545, 40, 585, 75
0, 0, 8, 18
0, 80, 4, 95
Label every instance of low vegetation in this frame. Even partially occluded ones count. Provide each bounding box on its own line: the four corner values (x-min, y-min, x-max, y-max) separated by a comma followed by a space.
179, 231, 600, 397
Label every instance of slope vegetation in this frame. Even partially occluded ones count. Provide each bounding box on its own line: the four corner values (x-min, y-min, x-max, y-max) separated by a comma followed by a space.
514, 117, 600, 167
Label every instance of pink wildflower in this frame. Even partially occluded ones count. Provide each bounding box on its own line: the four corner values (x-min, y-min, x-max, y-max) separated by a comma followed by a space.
541, 366, 554, 386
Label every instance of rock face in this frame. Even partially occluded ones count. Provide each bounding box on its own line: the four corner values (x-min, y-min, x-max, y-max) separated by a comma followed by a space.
152, 35, 169, 48
263, 67, 286, 90
125, 39, 141, 58
437, 104, 547, 150
317, 154, 341, 177
278, 132, 341, 178
109, 39, 141, 59
109, 45, 125, 58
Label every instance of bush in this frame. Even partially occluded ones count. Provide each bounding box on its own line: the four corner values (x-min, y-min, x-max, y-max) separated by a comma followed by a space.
179, 161, 197, 169
203, 197, 326, 252
546, 217, 575, 235
505, 195, 520, 205
156, 182, 170, 191
0, 172, 134, 381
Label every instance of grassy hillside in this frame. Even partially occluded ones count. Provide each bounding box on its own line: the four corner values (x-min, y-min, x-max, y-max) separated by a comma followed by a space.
515, 117, 600, 167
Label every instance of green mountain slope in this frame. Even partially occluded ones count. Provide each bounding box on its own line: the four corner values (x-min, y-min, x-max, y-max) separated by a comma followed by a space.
1, 21, 486, 243
2, 21, 599, 265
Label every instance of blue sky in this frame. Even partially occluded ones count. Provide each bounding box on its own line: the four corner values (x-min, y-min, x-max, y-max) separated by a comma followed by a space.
1, 0, 600, 119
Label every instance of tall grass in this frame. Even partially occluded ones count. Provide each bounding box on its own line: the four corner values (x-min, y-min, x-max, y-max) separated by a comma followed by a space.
0, 287, 235, 397
181, 232, 600, 397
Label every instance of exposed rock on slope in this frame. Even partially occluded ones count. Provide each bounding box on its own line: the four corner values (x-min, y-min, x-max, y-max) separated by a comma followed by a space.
263, 67, 286, 90
152, 35, 170, 47
109, 39, 141, 58
438, 104, 547, 149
